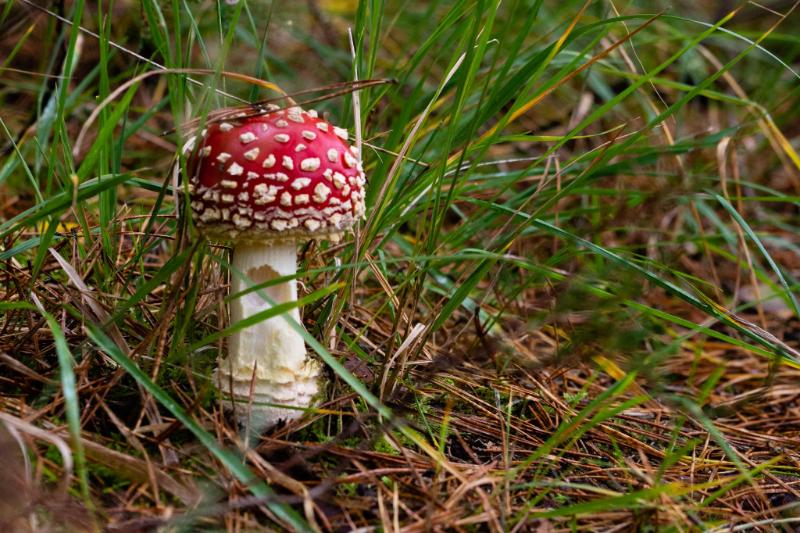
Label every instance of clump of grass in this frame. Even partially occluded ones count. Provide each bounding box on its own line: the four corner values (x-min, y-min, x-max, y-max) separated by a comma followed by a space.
1, 0, 799, 530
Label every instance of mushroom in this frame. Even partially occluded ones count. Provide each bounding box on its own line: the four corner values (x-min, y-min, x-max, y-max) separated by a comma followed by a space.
186, 105, 366, 434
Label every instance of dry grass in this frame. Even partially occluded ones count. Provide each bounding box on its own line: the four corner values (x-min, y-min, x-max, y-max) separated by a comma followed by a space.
1, 0, 799, 531
2, 244, 800, 530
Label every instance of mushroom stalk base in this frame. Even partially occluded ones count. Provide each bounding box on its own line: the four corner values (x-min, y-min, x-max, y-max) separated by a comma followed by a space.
216, 241, 320, 434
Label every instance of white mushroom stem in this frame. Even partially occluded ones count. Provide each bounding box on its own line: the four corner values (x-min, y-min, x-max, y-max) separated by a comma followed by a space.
216, 241, 320, 434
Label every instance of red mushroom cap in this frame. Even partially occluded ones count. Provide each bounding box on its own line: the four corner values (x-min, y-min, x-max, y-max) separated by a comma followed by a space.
186, 105, 366, 241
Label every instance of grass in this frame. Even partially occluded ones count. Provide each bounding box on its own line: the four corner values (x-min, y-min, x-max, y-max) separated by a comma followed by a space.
1, 0, 799, 530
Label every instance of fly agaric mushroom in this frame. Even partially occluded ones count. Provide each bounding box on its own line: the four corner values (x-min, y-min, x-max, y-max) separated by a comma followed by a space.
185, 105, 365, 433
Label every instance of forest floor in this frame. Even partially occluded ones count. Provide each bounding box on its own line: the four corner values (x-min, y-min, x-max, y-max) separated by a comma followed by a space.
1, 1, 799, 531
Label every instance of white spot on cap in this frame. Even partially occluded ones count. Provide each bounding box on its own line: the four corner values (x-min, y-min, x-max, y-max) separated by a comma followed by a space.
240, 132, 257, 144
323, 168, 333, 180
307, 109, 319, 118
280, 191, 293, 206
221, 194, 235, 203
304, 219, 321, 231
275, 119, 288, 128
216, 152, 232, 163
227, 162, 244, 176
350, 146, 360, 156
219, 122, 234, 132
287, 109, 304, 123
275, 172, 289, 182
253, 183, 280, 205
332, 172, 347, 189
313, 183, 331, 203
271, 219, 288, 231
291, 177, 312, 190
327, 148, 339, 163
302, 130, 317, 141
221, 180, 238, 189
329, 197, 341, 205
316, 122, 329, 132
238, 192, 249, 201
260, 123, 269, 132
247, 171, 259, 180
334, 126, 348, 141
200, 146, 212, 157
282, 155, 294, 170
329, 213, 343, 227
190, 201, 204, 211
295, 194, 310, 205
200, 207, 221, 222
262, 154, 276, 168
301, 157, 321, 171
344, 151, 357, 168
244, 147, 260, 161
274, 133, 290, 143
233, 213, 252, 229
182, 135, 197, 155
295, 144, 307, 152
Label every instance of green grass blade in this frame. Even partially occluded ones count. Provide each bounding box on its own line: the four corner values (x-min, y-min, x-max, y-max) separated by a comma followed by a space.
83, 324, 309, 530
